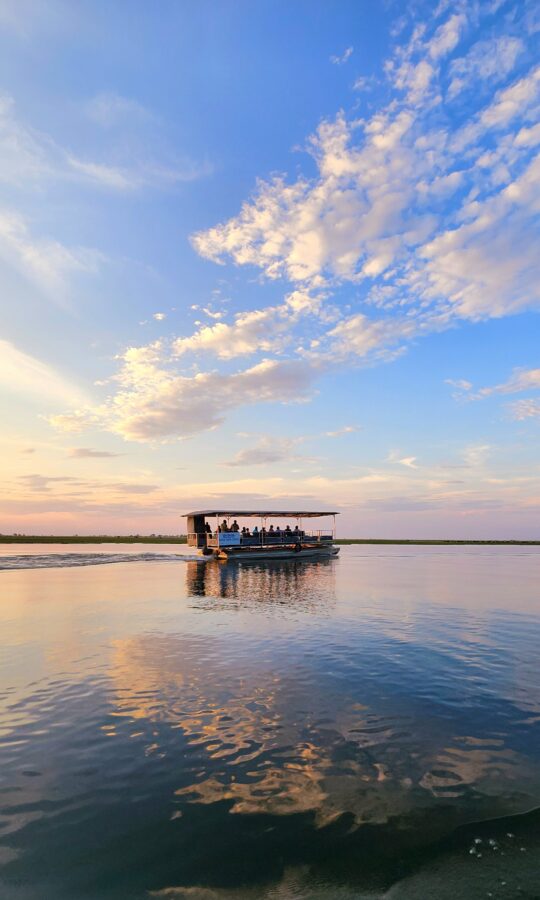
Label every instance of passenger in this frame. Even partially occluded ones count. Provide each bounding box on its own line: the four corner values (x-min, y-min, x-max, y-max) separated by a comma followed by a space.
285, 525, 292, 534
252, 525, 259, 535
268, 524, 275, 534
231, 520, 240, 532
275, 525, 281, 535
244, 527, 251, 537
205, 522, 212, 534
221, 519, 229, 532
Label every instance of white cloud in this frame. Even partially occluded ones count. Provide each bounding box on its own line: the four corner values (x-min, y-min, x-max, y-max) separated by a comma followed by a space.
509, 398, 540, 419
448, 36, 524, 98
428, 13, 466, 60
480, 64, 540, 129
223, 436, 305, 467
463, 444, 491, 467
330, 46, 353, 65
400, 456, 418, 468
67, 447, 122, 458
476, 367, 540, 397
153, 312, 167, 321
0, 92, 212, 193
0, 338, 86, 405
324, 425, 358, 438
173, 306, 292, 359
445, 378, 472, 391
0, 210, 101, 300
50, 344, 322, 441
84, 92, 152, 128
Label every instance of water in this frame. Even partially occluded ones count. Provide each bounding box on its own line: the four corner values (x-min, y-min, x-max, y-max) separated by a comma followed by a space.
0, 544, 539, 898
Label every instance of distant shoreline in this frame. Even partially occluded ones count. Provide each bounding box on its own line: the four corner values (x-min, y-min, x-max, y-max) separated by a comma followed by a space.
1, 535, 539, 546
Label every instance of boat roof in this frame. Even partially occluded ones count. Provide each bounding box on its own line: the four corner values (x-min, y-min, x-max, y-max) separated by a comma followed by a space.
183, 509, 339, 518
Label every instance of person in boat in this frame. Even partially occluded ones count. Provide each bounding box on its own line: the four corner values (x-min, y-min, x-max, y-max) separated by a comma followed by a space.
252, 525, 259, 536
285, 525, 292, 534
231, 520, 240, 532
221, 519, 229, 532
205, 522, 212, 534
294, 525, 302, 538
275, 525, 281, 536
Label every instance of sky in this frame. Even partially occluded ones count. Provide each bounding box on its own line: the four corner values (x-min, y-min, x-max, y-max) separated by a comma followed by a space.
0, 0, 539, 538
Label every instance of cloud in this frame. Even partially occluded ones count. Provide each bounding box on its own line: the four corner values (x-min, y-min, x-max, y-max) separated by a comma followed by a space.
445, 378, 473, 395
509, 398, 540, 419
173, 292, 323, 360
463, 444, 491, 468
0, 92, 212, 193
474, 367, 540, 397
173, 306, 289, 359
330, 46, 353, 65
84, 92, 153, 128
387, 451, 418, 468
480, 64, 540, 129
0, 210, 101, 300
222, 436, 304, 468
324, 425, 358, 438
153, 312, 167, 321
399, 456, 418, 468
0, 338, 86, 405
50, 344, 323, 441
67, 447, 123, 458
448, 36, 524, 98
428, 13, 466, 60
464, 367, 540, 420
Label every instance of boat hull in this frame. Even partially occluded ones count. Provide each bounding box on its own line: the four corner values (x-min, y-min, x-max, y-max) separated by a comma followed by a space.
216, 545, 340, 562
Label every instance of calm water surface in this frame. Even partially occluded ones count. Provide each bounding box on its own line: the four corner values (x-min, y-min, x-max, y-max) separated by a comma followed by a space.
1, 544, 539, 898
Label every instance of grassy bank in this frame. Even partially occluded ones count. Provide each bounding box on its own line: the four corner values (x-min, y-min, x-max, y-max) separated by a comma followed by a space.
1, 535, 538, 546
336, 538, 540, 545
0, 535, 188, 544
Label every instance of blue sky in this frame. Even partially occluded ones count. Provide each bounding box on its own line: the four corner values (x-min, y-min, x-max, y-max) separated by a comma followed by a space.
1, 0, 539, 537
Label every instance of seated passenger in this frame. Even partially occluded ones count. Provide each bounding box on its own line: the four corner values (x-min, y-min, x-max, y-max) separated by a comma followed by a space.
252, 525, 259, 535
275, 525, 281, 535
285, 525, 291, 534
268, 525, 275, 534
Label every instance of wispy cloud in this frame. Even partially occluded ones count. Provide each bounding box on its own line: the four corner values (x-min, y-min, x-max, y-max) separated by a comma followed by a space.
330, 46, 353, 65
0, 338, 87, 406
50, 343, 323, 441
0, 91, 212, 193
84, 92, 154, 128
67, 447, 123, 458
0, 210, 102, 301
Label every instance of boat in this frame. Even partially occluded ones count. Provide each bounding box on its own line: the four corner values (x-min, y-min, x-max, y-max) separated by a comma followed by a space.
184, 509, 340, 562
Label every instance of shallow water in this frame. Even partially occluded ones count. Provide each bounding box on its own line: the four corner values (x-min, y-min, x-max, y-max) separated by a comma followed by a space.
0, 544, 539, 898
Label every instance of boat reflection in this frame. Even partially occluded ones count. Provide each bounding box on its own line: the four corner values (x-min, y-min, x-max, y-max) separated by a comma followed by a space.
185, 557, 338, 613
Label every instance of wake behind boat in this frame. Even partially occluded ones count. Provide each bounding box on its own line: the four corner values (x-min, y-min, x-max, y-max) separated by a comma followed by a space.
184, 509, 340, 562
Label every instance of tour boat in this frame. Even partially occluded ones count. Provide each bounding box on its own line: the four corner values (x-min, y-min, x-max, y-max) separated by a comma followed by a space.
184, 509, 340, 562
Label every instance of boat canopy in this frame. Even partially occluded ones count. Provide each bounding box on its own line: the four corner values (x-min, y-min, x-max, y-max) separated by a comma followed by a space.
183, 509, 339, 518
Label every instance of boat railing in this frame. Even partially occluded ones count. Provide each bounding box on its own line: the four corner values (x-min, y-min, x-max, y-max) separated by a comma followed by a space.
188, 529, 334, 549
